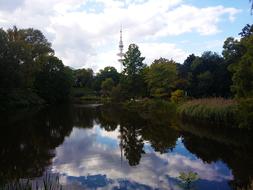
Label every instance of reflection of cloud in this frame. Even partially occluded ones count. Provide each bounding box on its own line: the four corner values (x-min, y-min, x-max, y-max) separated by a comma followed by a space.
98, 124, 121, 141
52, 127, 233, 189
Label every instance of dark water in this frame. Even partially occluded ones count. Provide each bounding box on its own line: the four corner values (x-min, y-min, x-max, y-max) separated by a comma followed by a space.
0, 104, 253, 190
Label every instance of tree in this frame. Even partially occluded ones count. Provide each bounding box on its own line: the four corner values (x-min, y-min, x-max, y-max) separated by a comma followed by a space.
7, 27, 54, 89
123, 44, 145, 76
223, 37, 245, 64
101, 78, 114, 97
0, 26, 73, 108
122, 44, 146, 99
178, 54, 196, 80
223, 24, 253, 128
226, 24, 253, 98
34, 56, 73, 103
145, 58, 177, 98
111, 84, 125, 101
185, 51, 231, 98
74, 68, 93, 88
93, 66, 120, 92
0, 28, 22, 96
239, 24, 253, 38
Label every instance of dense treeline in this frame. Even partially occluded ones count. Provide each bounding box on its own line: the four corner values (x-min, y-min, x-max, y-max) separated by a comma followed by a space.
70, 24, 253, 127
1, 24, 252, 126
73, 24, 252, 102
0, 26, 73, 109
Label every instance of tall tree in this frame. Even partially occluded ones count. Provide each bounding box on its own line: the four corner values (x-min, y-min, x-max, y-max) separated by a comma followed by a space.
0, 28, 22, 96
228, 24, 253, 98
122, 44, 146, 99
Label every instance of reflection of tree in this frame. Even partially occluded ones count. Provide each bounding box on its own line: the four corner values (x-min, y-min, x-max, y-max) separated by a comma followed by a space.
72, 105, 97, 128
120, 124, 144, 166
0, 105, 73, 185
97, 105, 119, 131
181, 123, 253, 190
97, 103, 180, 165
133, 100, 180, 153
142, 123, 179, 154
98, 105, 146, 166
116, 109, 146, 166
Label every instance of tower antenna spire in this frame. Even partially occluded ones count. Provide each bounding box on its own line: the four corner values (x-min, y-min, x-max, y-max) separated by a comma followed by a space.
117, 25, 124, 72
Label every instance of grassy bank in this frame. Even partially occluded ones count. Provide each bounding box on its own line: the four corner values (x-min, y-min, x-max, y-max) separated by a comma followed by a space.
123, 99, 177, 115
177, 98, 238, 126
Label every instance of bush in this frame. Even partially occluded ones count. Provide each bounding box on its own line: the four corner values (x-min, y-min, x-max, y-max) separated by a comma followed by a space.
171, 89, 185, 103
71, 87, 95, 98
111, 84, 128, 102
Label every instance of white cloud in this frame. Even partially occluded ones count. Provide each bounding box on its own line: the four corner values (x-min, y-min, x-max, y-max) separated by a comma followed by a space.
0, 0, 240, 71
139, 42, 188, 64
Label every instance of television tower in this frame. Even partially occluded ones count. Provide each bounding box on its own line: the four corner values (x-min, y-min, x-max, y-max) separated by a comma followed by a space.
117, 26, 124, 72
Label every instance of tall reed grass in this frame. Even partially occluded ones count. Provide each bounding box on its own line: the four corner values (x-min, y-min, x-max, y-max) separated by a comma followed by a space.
0, 173, 62, 190
177, 98, 238, 125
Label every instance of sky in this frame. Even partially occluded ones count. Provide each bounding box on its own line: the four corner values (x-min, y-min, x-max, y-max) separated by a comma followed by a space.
0, 0, 252, 72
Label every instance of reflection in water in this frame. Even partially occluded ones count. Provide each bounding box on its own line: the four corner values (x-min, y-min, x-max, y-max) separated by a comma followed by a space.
0, 105, 73, 185
0, 103, 253, 190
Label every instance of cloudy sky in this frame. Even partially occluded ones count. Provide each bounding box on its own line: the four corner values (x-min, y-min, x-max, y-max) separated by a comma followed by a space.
0, 0, 252, 72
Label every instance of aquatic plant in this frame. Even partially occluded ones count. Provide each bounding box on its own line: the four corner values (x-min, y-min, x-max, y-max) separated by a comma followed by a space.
177, 98, 238, 125
178, 171, 199, 190
0, 173, 62, 190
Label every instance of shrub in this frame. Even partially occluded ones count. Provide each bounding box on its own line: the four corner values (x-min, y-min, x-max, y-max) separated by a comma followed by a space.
171, 89, 185, 103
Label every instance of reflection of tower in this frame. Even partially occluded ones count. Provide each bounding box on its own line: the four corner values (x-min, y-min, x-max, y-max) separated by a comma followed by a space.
118, 125, 123, 167
117, 26, 124, 72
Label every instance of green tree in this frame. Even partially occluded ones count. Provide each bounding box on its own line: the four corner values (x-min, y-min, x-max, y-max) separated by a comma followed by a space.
93, 66, 120, 92
227, 24, 253, 98
187, 51, 231, 98
34, 56, 73, 103
111, 84, 125, 101
74, 68, 93, 88
0, 28, 22, 96
101, 78, 114, 97
122, 44, 146, 99
0, 26, 73, 108
145, 58, 177, 98
223, 24, 253, 128
7, 27, 54, 89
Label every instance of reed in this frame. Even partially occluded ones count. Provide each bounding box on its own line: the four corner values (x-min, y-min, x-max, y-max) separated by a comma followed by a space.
177, 98, 238, 125
0, 173, 62, 190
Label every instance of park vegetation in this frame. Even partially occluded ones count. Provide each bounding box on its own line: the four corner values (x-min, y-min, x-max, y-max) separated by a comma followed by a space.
0, 24, 253, 128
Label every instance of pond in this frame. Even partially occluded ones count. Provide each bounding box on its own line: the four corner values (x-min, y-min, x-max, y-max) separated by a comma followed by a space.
0, 103, 253, 190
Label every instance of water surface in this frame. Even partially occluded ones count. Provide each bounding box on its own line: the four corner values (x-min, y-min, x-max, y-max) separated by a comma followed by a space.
0, 104, 252, 190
